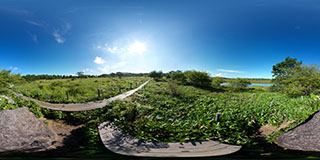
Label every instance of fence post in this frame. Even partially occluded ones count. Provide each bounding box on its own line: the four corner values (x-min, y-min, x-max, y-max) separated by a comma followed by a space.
215, 112, 221, 122
66, 92, 69, 100
301, 96, 304, 101
98, 89, 101, 98
270, 100, 274, 108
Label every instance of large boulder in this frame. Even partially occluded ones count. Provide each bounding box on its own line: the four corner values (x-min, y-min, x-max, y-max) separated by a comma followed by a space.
0, 107, 56, 152
277, 111, 320, 151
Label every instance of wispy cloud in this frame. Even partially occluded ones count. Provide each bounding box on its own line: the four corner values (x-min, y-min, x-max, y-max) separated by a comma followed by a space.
215, 73, 227, 77
0, 7, 31, 16
25, 19, 45, 27
107, 46, 119, 54
111, 61, 127, 69
94, 41, 147, 56
52, 22, 71, 44
83, 68, 94, 74
95, 44, 123, 54
9, 66, 18, 71
216, 69, 243, 73
97, 61, 127, 73
26, 31, 38, 43
94, 56, 105, 64
52, 30, 65, 44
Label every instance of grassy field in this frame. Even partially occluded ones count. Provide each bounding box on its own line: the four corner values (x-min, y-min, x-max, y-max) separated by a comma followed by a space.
14, 77, 148, 103
107, 80, 320, 145
224, 79, 272, 84
2, 78, 319, 149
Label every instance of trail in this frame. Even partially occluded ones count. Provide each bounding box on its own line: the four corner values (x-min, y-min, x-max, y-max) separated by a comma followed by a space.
98, 121, 242, 157
13, 79, 151, 112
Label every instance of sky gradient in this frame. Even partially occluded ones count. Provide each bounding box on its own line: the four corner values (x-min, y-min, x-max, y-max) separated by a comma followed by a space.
1, 0, 320, 78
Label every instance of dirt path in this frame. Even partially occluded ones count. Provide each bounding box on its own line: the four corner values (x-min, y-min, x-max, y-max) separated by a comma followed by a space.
13, 79, 151, 112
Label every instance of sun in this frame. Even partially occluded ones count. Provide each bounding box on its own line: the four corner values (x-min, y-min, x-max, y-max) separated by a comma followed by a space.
128, 41, 146, 54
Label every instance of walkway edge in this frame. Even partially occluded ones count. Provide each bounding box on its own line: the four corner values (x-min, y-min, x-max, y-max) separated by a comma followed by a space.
98, 121, 242, 157
13, 79, 151, 112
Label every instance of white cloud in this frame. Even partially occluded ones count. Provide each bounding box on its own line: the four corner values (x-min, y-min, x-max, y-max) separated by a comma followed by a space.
83, 68, 94, 74
95, 41, 146, 57
111, 61, 127, 69
216, 69, 243, 73
215, 73, 227, 77
9, 66, 18, 71
97, 65, 109, 73
52, 30, 65, 44
52, 22, 71, 44
94, 56, 105, 64
107, 46, 119, 54
97, 61, 127, 73
25, 20, 44, 27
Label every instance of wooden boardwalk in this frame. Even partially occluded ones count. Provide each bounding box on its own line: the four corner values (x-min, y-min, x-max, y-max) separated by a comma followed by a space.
13, 79, 151, 112
98, 121, 242, 157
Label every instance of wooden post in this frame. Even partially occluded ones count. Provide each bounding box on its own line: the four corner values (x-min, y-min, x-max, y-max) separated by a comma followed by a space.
301, 96, 304, 101
66, 92, 69, 100
130, 83, 132, 89
269, 100, 274, 108
98, 89, 101, 98
118, 86, 121, 93
215, 112, 221, 122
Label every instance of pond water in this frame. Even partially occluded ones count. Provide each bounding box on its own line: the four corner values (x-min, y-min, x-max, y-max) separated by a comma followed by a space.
222, 83, 272, 87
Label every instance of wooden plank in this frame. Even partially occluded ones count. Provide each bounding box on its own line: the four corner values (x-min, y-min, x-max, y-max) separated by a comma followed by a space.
12, 80, 151, 112
98, 121, 241, 157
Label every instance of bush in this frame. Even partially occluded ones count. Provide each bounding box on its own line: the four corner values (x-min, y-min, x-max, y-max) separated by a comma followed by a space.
168, 71, 186, 84
148, 71, 163, 81
184, 70, 211, 88
167, 80, 184, 97
230, 78, 251, 90
212, 77, 225, 88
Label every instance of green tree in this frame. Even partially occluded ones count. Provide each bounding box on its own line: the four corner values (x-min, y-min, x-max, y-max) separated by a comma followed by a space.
281, 64, 320, 96
168, 70, 186, 84
148, 71, 163, 80
184, 70, 211, 88
230, 78, 251, 89
0, 69, 22, 91
272, 57, 302, 83
212, 77, 225, 88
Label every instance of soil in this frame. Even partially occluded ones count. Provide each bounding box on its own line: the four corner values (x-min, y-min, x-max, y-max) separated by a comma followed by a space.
38, 118, 84, 151
259, 121, 295, 137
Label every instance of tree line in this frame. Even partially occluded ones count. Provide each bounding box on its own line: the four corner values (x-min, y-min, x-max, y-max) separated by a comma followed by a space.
1, 56, 319, 97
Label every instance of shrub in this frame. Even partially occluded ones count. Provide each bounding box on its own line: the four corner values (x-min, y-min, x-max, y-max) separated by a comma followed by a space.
184, 70, 211, 88
230, 78, 251, 90
148, 71, 163, 81
168, 71, 186, 84
212, 77, 225, 88
167, 80, 184, 97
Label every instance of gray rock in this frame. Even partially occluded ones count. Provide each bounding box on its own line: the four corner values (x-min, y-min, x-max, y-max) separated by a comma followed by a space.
0, 107, 56, 152
277, 111, 320, 151
0, 95, 15, 104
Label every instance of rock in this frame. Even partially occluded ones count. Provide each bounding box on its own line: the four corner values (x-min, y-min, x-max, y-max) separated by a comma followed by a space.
277, 111, 320, 151
0, 107, 56, 152
0, 95, 15, 104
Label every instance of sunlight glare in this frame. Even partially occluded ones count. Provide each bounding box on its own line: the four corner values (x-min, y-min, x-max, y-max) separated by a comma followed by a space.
128, 41, 146, 54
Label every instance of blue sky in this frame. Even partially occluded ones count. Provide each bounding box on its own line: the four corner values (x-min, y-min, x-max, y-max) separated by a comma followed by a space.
1, 0, 320, 78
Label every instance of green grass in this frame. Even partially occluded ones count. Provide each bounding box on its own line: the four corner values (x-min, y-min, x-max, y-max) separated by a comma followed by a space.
107, 80, 320, 145
225, 79, 272, 84
2, 78, 320, 148
14, 77, 148, 103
